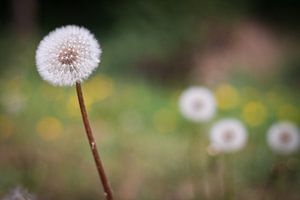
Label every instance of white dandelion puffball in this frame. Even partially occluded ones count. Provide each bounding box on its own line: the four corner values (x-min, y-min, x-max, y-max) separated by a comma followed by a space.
3, 187, 35, 200
210, 119, 248, 153
36, 25, 101, 86
179, 87, 216, 122
267, 122, 300, 155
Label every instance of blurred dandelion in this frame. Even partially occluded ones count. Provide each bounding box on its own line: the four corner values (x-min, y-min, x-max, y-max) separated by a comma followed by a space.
267, 122, 300, 155
179, 87, 216, 122
35, 25, 113, 199
3, 186, 35, 200
209, 119, 248, 153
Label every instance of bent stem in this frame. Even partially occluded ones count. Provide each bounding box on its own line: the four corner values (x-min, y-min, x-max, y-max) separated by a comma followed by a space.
76, 81, 113, 200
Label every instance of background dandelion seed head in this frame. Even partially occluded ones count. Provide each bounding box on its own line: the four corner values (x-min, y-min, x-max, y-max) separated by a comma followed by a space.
179, 87, 216, 122
210, 119, 248, 153
267, 122, 300, 155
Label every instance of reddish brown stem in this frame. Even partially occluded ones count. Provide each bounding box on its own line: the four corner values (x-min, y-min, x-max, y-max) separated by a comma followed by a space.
76, 81, 113, 200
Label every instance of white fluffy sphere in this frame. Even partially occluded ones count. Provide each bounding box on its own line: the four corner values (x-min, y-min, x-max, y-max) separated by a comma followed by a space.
210, 119, 248, 153
179, 87, 216, 122
36, 25, 101, 86
267, 122, 300, 155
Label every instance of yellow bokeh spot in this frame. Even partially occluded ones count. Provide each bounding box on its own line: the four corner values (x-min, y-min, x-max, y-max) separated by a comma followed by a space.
153, 109, 177, 134
0, 115, 14, 138
277, 104, 300, 122
67, 95, 80, 117
66, 75, 114, 117
85, 74, 114, 102
242, 101, 267, 126
215, 84, 240, 110
66, 94, 94, 117
36, 117, 63, 141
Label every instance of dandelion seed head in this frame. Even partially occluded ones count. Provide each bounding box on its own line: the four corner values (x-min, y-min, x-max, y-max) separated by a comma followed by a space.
3, 186, 35, 200
36, 25, 101, 86
267, 122, 300, 155
210, 119, 248, 153
179, 87, 216, 122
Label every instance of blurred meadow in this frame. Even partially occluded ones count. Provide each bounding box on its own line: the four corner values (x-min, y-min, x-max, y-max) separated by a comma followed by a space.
0, 0, 300, 199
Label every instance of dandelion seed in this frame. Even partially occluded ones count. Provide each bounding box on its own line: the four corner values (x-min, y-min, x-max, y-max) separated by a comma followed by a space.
267, 122, 300, 155
209, 119, 248, 153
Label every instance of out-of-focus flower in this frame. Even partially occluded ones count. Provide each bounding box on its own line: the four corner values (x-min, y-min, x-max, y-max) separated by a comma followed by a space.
179, 87, 216, 122
36, 25, 101, 86
36, 116, 63, 141
242, 101, 267, 126
3, 186, 35, 200
209, 119, 248, 153
267, 122, 300, 155
215, 83, 240, 110
84, 75, 114, 106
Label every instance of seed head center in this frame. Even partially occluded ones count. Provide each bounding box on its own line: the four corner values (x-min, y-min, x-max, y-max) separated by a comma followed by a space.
223, 130, 234, 142
280, 132, 291, 144
58, 48, 78, 65
193, 99, 203, 110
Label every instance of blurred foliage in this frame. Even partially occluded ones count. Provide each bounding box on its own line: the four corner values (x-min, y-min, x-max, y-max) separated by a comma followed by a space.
0, 38, 299, 199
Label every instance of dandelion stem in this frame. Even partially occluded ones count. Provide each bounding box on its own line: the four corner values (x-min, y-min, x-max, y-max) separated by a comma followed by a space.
76, 81, 113, 200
